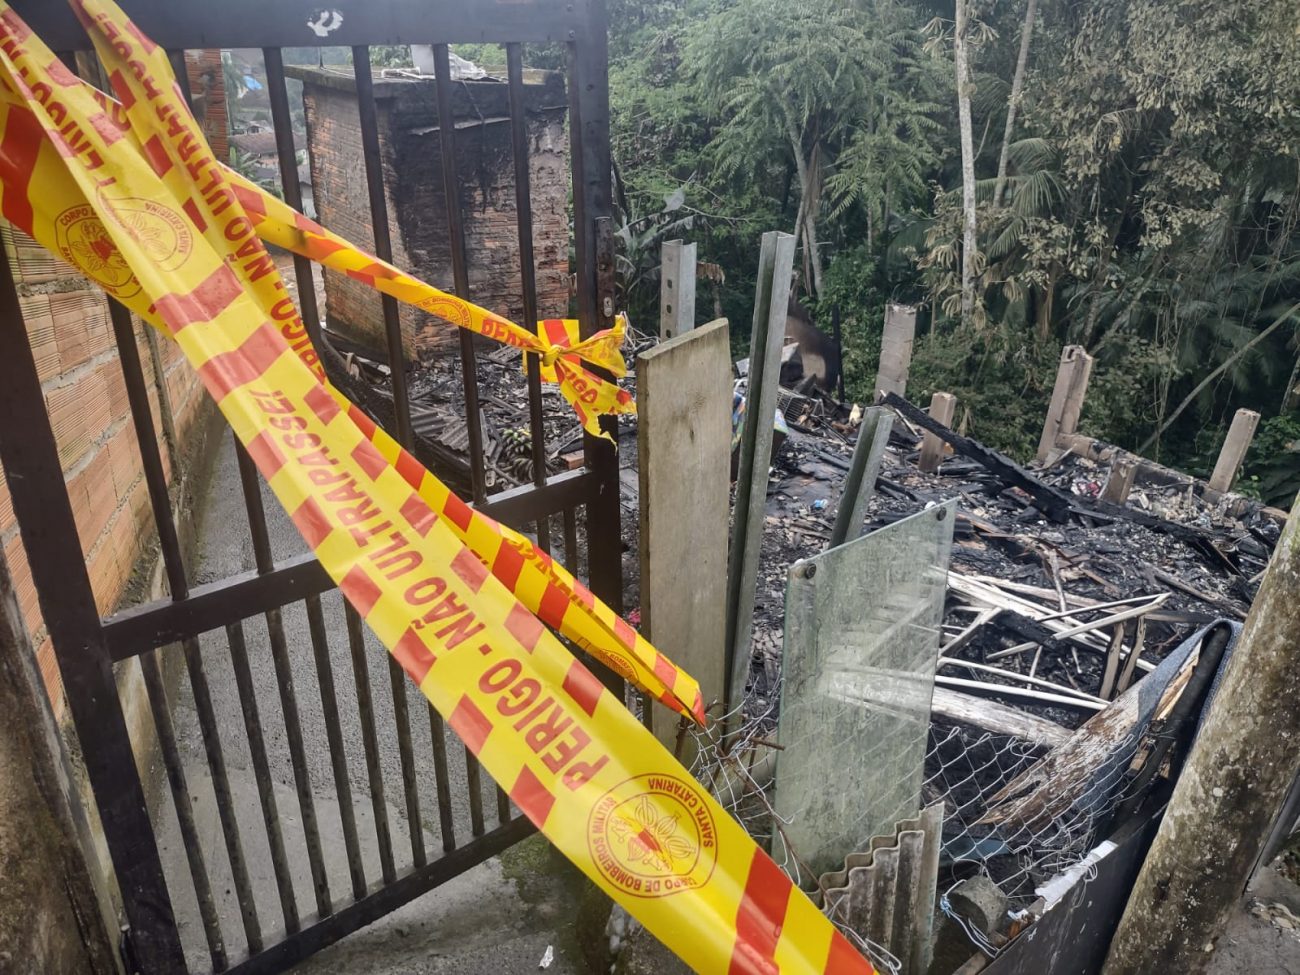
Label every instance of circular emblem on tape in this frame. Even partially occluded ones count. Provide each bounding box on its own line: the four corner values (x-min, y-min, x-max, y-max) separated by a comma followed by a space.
593, 647, 637, 684
104, 196, 193, 272
424, 295, 471, 328
55, 204, 139, 298
587, 773, 717, 898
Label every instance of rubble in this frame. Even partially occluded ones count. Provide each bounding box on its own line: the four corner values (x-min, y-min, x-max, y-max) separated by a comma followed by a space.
321, 322, 652, 500
335, 309, 1285, 964
738, 386, 1275, 736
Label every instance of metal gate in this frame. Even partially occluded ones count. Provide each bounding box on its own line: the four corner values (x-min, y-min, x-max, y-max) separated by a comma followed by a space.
0, 1, 620, 971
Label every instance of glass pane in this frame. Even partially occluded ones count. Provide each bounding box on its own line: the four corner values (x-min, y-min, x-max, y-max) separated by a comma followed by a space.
774, 500, 955, 880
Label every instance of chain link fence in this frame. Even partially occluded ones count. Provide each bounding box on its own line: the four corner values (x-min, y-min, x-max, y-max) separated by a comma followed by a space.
685, 693, 1145, 965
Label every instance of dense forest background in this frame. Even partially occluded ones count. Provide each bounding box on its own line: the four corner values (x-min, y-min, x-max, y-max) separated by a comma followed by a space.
595, 0, 1300, 504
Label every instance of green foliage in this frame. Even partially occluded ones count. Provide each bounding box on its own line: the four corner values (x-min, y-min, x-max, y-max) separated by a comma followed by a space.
1242, 413, 1300, 507
690, 0, 891, 172
808, 242, 886, 397
606, 0, 1300, 479
906, 328, 1059, 462
365, 46, 413, 68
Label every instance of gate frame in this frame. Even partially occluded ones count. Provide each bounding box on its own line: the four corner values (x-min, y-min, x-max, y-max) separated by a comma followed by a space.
0, 2, 621, 972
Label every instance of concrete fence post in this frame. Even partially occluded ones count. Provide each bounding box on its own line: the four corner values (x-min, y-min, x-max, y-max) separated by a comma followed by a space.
659, 239, 697, 340
1208, 408, 1260, 493
725, 231, 796, 713
1101, 452, 1138, 505
876, 303, 917, 400
1036, 345, 1094, 464
918, 392, 957, 473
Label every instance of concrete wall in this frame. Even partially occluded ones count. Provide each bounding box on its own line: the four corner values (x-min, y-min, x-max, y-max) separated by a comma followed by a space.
0, 223, 210, 717
0, 551, 118, 975
293, 66, 570, 360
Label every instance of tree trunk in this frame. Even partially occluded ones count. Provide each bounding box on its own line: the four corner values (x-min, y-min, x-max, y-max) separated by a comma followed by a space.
1103, 492, 1300, 974
804, 147, 824, 299
1036, 266, 1056, 342
788, 129, 825, 301
993, 0, 1038, 210
954, 0, 978, 327
1282, 348, 1300, 412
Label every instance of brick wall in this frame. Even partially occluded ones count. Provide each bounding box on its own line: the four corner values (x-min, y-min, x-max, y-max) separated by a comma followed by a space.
0, 224, 209, 717
292, 66, 570, 361
185, 49, 229, 161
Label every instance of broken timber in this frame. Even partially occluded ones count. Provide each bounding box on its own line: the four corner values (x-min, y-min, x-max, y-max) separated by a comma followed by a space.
885, 391, 1077, 521
638, 319, 731, 752
882, 391, 1245, 570
725, 231, 797, 711
930, 688, 1070, 748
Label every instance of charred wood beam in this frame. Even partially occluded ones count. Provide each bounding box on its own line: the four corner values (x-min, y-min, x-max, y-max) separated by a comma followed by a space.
883, 392, 1244, 574
883, 392, 1076, 522
992, 610, 1071, 656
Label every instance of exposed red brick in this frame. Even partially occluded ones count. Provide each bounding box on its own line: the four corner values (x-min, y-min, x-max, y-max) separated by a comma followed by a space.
297, 72, 570, 361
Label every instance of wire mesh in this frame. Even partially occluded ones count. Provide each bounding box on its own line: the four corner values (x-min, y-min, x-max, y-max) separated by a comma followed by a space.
686, 690, 1143, 965
686, 699, 902, 975
924, 717, 1139, 930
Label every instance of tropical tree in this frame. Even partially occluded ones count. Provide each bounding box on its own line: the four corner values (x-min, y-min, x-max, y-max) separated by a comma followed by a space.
691, 0, 942, 301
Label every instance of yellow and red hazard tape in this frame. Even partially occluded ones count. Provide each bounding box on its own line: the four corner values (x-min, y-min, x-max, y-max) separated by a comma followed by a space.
219, 168, 636, 442
0, 3, 876, 971
0, 19, 704, 727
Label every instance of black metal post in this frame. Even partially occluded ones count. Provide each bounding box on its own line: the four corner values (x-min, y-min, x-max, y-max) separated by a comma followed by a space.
0, 247, 187, 971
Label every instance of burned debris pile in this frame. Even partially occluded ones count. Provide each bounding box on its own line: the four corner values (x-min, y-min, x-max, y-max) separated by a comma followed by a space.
722, 361, 1278, 958
742, 384, 1274, 734
330, 308, 1281, 965
322, 323, 655, 498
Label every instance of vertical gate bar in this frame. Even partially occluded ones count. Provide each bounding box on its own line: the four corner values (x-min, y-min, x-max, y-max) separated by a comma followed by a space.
567, 17, 624, 614
167, 50, 188, 95
351, 45, 440, 877
352, 46, 415, 449
109, 302, 265, 952
0, 62, 185, 965
423, 695, 457, 852
426, 705, 457, 852
233, 441, 334, 918
431, 42, 488, 505
464, 744, 486, 837
108, 301, 189, 597
263, 46, 323, 344
304, 593, 367, 900
139, 650, 227, 971
432, 44, 497, 832
386, 657, 428, 866
506, 42, 550, 554
343, 604, 398, 883
226, 620, 301, 934
180, 635, 264, 953
496, 785, 512, 826
562, 506, 579, 573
